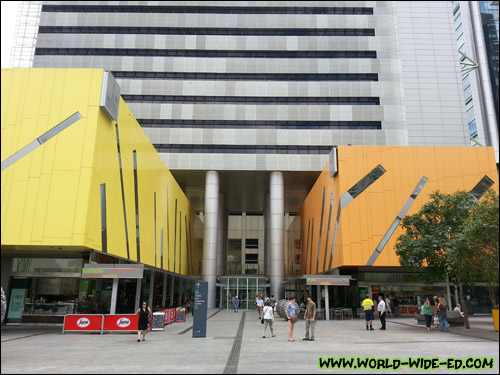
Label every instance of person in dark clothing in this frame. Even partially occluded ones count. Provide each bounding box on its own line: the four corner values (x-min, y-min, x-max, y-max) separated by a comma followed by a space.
392, 296, 400, 317
438, 297, 449, 332
136, 301, 152, 342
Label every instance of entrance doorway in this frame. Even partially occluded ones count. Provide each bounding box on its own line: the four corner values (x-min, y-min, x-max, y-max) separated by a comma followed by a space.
217, 276, 269, 310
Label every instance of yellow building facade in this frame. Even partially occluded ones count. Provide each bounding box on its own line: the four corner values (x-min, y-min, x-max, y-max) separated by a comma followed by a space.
1, 68, 202, 274
1, 68, 203, 322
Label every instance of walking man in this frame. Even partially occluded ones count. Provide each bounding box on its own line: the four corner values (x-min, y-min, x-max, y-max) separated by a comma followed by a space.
378, 295, 386, 330
303, 295, 316, 341
361, 294, 375, 331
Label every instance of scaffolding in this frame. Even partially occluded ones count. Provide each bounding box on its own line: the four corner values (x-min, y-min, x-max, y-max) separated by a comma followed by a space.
9, 1, 42, 68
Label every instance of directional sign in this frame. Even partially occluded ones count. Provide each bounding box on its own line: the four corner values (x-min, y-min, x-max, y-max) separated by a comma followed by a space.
192, 281, 208, 338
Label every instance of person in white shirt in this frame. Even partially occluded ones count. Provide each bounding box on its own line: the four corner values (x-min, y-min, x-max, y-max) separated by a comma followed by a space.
256, 296, 265, 319
454, 304, 464, 317
262, 301, 275, 338
378, 295, 386, 330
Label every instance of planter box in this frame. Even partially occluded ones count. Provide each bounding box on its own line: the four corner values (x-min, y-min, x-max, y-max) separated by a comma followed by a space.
493, 309, 499, 331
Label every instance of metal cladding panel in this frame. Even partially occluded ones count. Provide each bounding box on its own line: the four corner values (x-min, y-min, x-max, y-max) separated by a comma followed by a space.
1, 68, 203, 276
289, 145, 498, 274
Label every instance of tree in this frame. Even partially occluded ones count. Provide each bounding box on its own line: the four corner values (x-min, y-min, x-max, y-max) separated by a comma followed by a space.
453, 189, 499, 309
395, 190, 476, 328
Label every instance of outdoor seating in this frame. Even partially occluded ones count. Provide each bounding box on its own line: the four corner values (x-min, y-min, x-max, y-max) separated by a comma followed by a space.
343, 308, 353, 320
316, 309, 325, 320
415, 310, 464, 327
334, 309, 343, 320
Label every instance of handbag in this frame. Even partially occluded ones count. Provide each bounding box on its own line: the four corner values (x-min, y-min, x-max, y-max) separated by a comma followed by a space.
261, 318, 264, 324
290, 316, 298, 324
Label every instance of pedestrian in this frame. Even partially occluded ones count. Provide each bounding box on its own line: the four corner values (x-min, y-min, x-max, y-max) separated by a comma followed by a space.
262, 301, 275, 338
377, 295, 386, 330
256, 295, 264, 320
136, 301, 152, 342
303, 295, 316, 341
385, 295, 392, 318
454, 304, 464, 317
433, 296, 440, 328
264, 296, 270, 303
234, 296, 240, 313
286, 296, 298, 342
270, 295, 276, 310
423, 297, 433, 331
392, 296, 400, 317
438, 297, 449, 332
361, 294, 375, 331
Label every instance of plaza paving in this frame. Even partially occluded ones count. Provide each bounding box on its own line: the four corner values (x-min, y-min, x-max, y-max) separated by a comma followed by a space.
1, 310, 498, 374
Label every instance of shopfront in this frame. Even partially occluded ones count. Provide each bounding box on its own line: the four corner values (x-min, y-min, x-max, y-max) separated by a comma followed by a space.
4, 257, 195, 325
356, 272, 449, 314
6, 258, 84, 324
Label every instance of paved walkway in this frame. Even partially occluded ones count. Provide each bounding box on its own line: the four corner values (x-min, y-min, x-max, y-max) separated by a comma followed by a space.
1, 311, 499, 374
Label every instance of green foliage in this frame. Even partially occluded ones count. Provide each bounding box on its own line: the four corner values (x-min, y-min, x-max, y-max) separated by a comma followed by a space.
395, 188, 500, 328
395, 190, 475, 285
453, 189, 499, 307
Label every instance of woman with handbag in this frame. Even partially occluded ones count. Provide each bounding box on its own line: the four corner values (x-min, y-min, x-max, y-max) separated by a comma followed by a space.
286, 296, 298, 342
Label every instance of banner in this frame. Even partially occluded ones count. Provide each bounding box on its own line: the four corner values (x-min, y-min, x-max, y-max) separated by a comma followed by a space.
103, 314, 139, 331
169, 308, 175, 323
63, 315, 103, 333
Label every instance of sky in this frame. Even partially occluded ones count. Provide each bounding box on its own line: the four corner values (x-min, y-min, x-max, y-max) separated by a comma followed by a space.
1, 1, 21, 68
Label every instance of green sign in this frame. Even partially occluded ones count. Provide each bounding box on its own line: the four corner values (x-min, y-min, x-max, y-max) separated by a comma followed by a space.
7, 289, 27, 323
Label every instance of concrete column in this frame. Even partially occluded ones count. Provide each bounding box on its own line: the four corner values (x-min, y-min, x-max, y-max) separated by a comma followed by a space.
241, 212, 246, 274
148, 270, 155, 308
202, 170, 219, 308
161, 274, 167, 307
325, 285, 330, 321
317, 285, 321, 308
223, 211, 229, 275
454, 286, 459, 307
134, 278, 142, 311
264, 194, 271, 276
110, 278, 119, 314
169, 275, 175, 307
270, 171, 285, 300
470, 2, 500, 162
216, 194, 226, 276
284, 212, 289, 274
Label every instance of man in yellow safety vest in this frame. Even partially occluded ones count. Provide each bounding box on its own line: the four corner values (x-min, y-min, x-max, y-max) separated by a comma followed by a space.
361, 294, 375, 331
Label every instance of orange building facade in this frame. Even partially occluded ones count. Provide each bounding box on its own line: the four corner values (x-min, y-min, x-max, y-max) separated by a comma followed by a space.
286, 146, 498, 311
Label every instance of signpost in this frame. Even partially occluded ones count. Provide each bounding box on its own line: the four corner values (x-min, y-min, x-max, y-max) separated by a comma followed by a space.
192, 281, 208, 338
